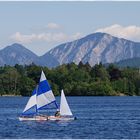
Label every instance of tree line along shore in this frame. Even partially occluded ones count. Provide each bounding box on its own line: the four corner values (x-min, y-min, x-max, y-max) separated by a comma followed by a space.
0, 62, 139, 96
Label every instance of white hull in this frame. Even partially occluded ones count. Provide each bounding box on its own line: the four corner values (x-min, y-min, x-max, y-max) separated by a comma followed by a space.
19, 115, 76, 121
19, 116, 48, 121
48, 116, 75, 121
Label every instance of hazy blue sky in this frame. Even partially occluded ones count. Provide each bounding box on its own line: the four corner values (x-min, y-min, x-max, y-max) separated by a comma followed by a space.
0, 1, 140, 55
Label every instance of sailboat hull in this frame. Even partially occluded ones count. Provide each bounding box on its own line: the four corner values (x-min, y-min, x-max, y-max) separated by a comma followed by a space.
48, 116, 76, 121
19, 116, 48, 121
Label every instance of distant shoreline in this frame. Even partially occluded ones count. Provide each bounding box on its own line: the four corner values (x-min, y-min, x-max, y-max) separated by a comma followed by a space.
0, 94, 136, 97
0, 94, 22, 97
0, 92, 136, 97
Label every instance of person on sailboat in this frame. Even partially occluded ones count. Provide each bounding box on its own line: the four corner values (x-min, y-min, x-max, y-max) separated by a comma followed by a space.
55, 109, 60, 117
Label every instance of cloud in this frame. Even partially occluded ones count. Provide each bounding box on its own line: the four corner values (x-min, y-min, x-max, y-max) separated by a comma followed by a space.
71, 32, 83, 40
95, 24, 140, 42
10, 22, 83, 44
10, 32, 83, 44
46, 23, 60, 29
11, 32, 36, 43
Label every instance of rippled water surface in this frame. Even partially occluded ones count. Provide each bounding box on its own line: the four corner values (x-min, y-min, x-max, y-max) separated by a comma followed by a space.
0, 96, 140, 139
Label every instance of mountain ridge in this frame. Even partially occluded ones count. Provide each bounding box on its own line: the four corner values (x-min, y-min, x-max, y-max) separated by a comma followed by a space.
0, 43, 39, 66
0, 32, 140, 67
43, 32, 140, 67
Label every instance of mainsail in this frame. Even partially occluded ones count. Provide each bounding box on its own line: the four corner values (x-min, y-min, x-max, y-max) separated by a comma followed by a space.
21, 70, 58, 115
60, 90, 73, 116
37, 70, 58, 110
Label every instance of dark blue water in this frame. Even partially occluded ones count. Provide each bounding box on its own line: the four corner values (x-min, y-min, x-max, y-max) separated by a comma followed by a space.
0, 96, 140, 139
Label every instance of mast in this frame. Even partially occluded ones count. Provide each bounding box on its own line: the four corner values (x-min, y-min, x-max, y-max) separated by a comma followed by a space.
35, 85, 38, 114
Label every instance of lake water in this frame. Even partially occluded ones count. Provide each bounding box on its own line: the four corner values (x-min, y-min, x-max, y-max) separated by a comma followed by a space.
0, 96, 140, 139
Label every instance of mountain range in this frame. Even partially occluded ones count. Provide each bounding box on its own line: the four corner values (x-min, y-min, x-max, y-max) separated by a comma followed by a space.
0, 32, 140, 67
115, 57, 140, 67
0, 43, 39, 66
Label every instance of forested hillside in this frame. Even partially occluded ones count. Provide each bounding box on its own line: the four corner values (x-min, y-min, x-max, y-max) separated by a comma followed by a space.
0, 62, 139, 96
116, 57, 140, 67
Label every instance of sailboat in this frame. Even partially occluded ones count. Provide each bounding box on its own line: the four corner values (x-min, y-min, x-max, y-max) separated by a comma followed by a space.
19, 70, 58, 121
48, 89, 75, 121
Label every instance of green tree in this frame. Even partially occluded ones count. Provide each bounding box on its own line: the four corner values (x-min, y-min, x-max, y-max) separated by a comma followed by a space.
90, 64, 110, 81
88, 81, 115, 96
19, 76, 36, 96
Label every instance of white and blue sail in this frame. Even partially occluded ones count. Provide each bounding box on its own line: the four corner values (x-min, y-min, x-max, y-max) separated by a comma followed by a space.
37, 70, 58, 110
22, 88, 37, 115
21, 70, 58, 116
